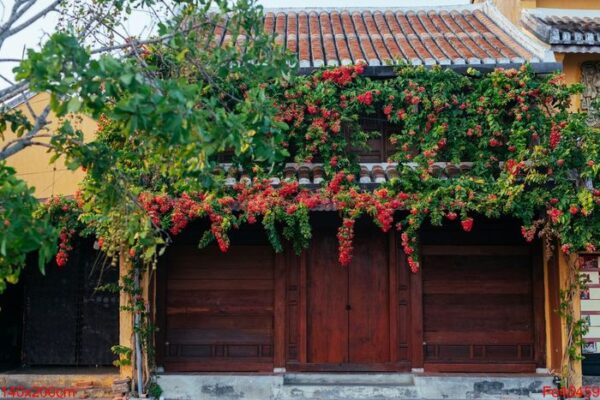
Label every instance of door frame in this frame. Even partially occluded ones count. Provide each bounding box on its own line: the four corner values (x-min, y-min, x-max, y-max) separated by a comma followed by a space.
284, 230, 412, 372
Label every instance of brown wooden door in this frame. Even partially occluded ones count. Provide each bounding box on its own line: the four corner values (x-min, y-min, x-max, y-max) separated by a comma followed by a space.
348, 232, 390, 363
161, 242, 275, 372
421, 245, 542, 373
306, 227, 391, 370
307, 232, 348, 364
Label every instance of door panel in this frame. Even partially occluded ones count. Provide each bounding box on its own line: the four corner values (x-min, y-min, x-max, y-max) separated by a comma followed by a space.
307, 231, 348, 364
422, 245, 537, 372
163, 243, 275, 372
348, 232, 390, 363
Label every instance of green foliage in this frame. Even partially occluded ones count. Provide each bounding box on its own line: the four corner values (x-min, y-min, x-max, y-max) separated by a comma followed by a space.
1, 0, 294, 293
0, 164, 57, 292
111, 344, 132, 367
147, 381, 163, 399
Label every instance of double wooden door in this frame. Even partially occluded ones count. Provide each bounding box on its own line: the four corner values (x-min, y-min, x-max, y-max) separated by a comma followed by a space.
307, 230, 390, 367
285, 223, 412, 371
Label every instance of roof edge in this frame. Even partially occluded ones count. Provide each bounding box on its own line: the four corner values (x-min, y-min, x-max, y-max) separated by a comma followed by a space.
298, 62, 563, 77
483, 0, 556, 63
262, 3, 481, 14
523, 8, 600, 19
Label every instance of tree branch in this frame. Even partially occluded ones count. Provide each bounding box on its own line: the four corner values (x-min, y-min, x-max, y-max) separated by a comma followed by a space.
0, 81, 28, 103
0, 0, 36, 49
1, 0, 61, 48
0, 105, 51, 160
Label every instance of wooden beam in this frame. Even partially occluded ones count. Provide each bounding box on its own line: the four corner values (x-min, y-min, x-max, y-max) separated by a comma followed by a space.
532, 242, 547, 368
273, 251, 286, 369
408, 251, 424, 369
388, 232, 398, 363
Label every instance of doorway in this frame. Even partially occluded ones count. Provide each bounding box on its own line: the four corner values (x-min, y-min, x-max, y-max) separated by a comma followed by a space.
305, 226, 393, 370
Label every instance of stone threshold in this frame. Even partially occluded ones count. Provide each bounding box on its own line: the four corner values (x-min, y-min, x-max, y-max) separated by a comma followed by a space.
157, 372, 555, 400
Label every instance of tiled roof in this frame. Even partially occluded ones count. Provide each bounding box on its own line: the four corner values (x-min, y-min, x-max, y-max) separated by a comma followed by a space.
217, 162, 475, 188
255, 2, 554, 68
522, 8, 600, 53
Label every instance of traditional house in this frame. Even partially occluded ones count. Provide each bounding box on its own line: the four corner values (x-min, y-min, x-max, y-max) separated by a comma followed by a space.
150, 3, 573, 399
2, 1, 595, 399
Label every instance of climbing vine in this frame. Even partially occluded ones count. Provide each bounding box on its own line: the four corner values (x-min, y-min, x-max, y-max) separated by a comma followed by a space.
53, 64, 598, 270
35, 63, 599, 390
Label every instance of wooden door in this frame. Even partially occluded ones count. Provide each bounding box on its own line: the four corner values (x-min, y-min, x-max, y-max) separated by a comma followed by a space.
307, 231, 348, 364
304, 226, 393, 370
421, 245, 542, 372
348, 231, 390, 364
161, 241, 275, 372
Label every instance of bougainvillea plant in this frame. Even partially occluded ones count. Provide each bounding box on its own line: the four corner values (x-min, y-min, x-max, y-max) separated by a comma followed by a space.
36, 196, 83, 268
39, 64, 599, 273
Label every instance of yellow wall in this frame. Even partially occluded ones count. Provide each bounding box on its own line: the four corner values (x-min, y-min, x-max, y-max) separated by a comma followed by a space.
557, 53, 600, 111
1, 92, 96, 199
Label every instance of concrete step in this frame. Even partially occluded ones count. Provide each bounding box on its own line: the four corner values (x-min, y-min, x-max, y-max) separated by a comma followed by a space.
277, 383, 419, 399
283, 372, 414, 386
158, 373, 556, 400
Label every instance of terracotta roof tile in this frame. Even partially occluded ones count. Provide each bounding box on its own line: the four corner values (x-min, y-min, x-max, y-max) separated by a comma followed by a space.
275, 12, 286, 47
373, 12, 404, 63
258, 4, 552, 68
286, 12, 297, 53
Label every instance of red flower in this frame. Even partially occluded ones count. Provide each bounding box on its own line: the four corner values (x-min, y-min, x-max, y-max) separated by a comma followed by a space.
356, 91, 373, 105
489, 138, 500, 147
446, 212, 457, 221
549, 123, 561, 149
383, 104, 393, 116
586, 243, 597, 253
505, 159, 525, 176
548, 207, 563, 223
461, 217, 474, 232
286, 204, 298, 215
129, 248, 136, 258
338, 218, 355, 266
521, 226, 536, 242
569, 205, 579, 215
407, 257, 419, 273
56, 250, 68, 268
307, 105, 318, 114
